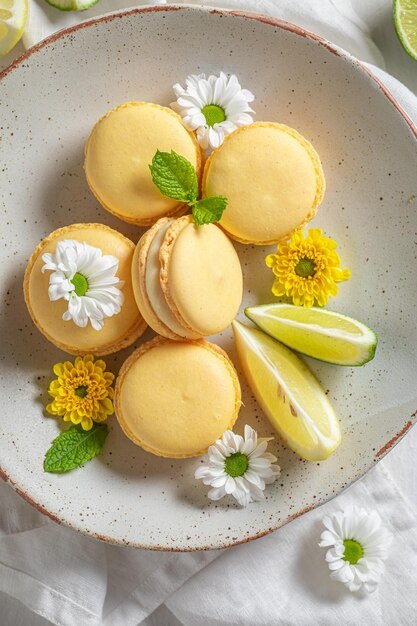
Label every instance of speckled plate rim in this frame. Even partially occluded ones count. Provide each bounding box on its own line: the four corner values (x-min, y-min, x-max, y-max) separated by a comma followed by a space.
1, 4, 416, 551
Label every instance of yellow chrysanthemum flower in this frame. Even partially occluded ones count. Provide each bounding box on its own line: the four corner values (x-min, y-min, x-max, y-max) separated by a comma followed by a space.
46, 355, 115, 431
265, 229, 351, 307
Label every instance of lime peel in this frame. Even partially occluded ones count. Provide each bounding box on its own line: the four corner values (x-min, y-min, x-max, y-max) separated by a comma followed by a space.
394, 0, 417, 61
44, 0, 101, 11
245, 304, 377, 366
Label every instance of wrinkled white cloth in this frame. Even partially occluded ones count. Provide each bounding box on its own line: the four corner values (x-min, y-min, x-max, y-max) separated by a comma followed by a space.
1, 1, 417, 625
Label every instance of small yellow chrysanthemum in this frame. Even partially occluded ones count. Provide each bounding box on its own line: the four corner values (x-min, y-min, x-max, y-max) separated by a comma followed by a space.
46, 355, 115, 431
265, 229, 351, 307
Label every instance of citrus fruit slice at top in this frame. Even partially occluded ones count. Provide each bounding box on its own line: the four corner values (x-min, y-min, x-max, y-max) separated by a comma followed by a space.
232, 320, 341, 461
245, 303, 377, 366
0, 0, 28, 57
394, 0, 417, 61
45, 0, 100, 11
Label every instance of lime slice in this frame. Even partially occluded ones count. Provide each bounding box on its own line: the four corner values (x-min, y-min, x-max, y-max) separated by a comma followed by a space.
45, 0, 100, 11
0, 0, 28, 57
394, 0, 417, 61
245, 304, 378, 366
232, 321, 341, 461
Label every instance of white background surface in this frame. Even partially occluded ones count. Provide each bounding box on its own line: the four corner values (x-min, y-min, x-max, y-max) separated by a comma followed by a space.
1, 1, 416, 625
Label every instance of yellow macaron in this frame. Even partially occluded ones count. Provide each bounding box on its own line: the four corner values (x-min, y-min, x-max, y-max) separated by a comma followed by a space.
114, 336, 241, 458
24, 224, 147, 355
85, 102, 203, 226
132, 215, 243, 339
202, 122, 325, 245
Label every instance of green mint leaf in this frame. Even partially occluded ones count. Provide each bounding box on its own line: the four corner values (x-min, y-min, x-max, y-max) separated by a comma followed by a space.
44, 423, 108, 474
149, 150, 198, 203
192, 196, 228, 225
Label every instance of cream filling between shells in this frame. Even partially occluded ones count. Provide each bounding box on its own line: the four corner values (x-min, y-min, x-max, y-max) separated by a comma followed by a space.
145, 219, 189, 337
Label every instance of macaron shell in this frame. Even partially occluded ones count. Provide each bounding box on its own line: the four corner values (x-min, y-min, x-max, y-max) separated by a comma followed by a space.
84, 102, 203, 226
132, 219, 182, 340
160, 217, 243, 336
202, 122, 325, 245
24, 224, 147, 355
145, 219, 201, 339
114, 337, 241, 458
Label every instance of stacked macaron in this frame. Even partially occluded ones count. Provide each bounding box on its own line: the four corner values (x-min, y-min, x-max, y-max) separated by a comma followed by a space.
131, 215, 243, 339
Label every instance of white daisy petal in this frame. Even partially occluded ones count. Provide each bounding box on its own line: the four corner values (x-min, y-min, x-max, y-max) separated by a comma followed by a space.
243, 424, 256, 442
224, 475, 236, 494
240, 88, 255, 102
319, 508, 391, 593
210, 474, 229, 489
196, 126, 210, 150
248, 440, 269, 459
245, 481, 266, 502
207, 486, 227, 501
320, 529, 342, 547
235, 112, 255, 126
222, 430, 241, 451
207, 445, 226, 462
41, 239, 124, 330
194, 466, 210, 480
244, 470, 265, 490
218, 120, 237, 134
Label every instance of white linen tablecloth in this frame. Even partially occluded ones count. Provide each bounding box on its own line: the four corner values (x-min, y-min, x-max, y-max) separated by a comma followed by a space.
1, 1, 416, 624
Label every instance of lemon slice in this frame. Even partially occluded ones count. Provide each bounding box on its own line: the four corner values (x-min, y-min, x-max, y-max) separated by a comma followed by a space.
0, 0, 28, 57
394, 0, 417, 61
45, 0, 100, 11
245, 304, 377, 366
232, 321, 341, 461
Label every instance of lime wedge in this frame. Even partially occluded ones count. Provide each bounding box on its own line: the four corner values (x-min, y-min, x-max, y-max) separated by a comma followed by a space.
0, 0, 28, 57
245, 304, 377, 366
394, 0, 417, 61
232, 321, 341, 461
45, 0, 100, 11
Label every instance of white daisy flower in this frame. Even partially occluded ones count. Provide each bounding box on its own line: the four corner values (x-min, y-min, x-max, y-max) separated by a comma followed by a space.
195, 425, 280, 507
41, 239, 124, 331
171, 72, 255, 151
319, 507, 392, 593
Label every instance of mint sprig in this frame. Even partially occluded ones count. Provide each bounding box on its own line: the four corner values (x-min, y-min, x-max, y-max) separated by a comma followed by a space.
44, 423, 108, 473
149, 150, 227, 226
192, 196, 228, 225
149, 150, 198, 203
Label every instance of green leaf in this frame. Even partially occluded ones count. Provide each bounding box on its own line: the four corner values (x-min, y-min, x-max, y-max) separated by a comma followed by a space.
44, 423, 108, 473
149, 150, 198, 203
192, 196, 228, 225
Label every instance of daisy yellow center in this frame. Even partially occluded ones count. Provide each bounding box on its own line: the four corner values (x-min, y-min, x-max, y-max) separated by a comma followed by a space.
224, 452, 249, 477
74, 385, 88, 399
71, 272, 89, 297
295, 257, 317, 278
202, 104, 226, 127
343, 539, 363, 564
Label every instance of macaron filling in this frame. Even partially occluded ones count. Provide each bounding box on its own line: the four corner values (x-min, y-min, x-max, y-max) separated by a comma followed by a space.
145, 219, 190, 338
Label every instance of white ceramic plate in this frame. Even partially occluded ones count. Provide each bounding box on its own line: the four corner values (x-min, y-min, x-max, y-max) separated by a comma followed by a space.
1, 6, 416, 551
